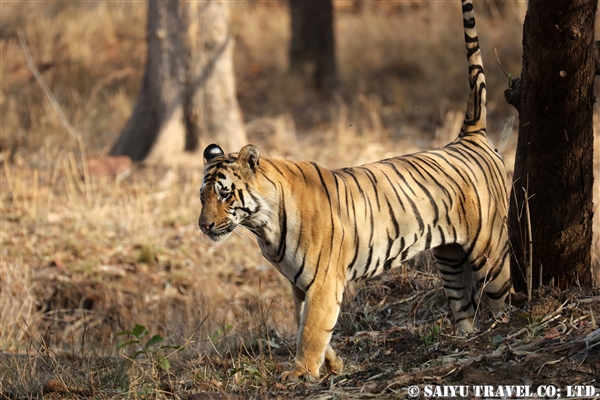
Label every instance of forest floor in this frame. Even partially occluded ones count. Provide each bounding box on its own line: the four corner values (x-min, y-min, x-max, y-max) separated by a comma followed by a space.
2, 253, 600, 399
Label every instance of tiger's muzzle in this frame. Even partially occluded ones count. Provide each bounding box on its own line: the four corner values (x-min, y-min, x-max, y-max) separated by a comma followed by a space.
198, 216, 235, 242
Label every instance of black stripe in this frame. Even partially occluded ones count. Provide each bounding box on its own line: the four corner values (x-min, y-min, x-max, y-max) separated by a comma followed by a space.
461, 139, 506, 195
293, 250, 306, 284
343, 169, 368, 219
305, 250, 321, 292
294, 162, 309, 183
292, 206, 304, 271
486, 280, 511, 300
358, 167, 381, 211
403, 165, 439, 227
463, 17, 475, 29
407, 156, 453, 201
281, 163, 297, 176
445, 147, 479, 181
381, 161, 425, 234
457, 301, 474, 313
262, 158, 285, 176
424, 225, 432, 249
346, 194, 360, 275
275, 185, 287, 263
368, 259, 380, 279
440, 269, 466, 276
311, 162, 337, 280
380, 171, 406, 212
383, 258, 393, 271
332, 171, 342, 215
261, 173, 278, 189
462, 1, 473, 14
435, 254, 465, 267
443, 284, 465, 291
235, 206, 253, 216
237, 189, 245, 205
361, 194, 376, 278
438, 226, 446, 245
428, 152, 470, 191
385, 196, 400, 237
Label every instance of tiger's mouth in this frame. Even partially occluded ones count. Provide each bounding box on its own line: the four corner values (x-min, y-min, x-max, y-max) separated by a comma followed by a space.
204, 224, 236, 242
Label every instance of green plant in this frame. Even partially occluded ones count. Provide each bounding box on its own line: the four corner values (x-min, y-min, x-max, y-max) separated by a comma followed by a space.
421, 325, 440, 346
117, 324, 182, 371
209, 324, 233, 342
229, 361, 268, 386
136, 244, 157, 264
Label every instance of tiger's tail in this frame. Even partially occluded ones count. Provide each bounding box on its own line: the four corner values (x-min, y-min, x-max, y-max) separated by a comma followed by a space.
460, 0, 487, 136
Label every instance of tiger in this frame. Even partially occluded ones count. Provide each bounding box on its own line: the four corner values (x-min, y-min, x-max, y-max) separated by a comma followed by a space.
198, 0, 510, 382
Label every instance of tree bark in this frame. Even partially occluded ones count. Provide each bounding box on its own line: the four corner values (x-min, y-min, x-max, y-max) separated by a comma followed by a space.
594, 40, 600, 75
110, 0, 184, 161
508, 0, 596, 291
289, 0, 338, 93
110, 0, 246, 162
179, 1, 246, 154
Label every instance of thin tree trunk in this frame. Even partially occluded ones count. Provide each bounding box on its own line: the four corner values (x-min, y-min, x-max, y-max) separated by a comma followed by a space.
110, 0, 184, 161
180, 1, 246, 153
110, 0, 246, 162
508, 0, 596, 291
289, 0, 337, 92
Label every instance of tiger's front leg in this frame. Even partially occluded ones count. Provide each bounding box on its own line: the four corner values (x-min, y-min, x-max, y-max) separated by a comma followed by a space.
282, 281, 344, 382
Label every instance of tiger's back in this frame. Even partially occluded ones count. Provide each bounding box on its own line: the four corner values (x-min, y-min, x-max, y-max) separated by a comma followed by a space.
198, 0, 510, 382
253, 130, 509, 328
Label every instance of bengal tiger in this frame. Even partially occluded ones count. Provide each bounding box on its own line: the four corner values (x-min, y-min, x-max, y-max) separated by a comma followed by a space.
198, 0, 510, 382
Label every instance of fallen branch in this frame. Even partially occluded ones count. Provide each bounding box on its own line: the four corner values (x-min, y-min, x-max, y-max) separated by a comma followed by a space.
381, 359, 474, 393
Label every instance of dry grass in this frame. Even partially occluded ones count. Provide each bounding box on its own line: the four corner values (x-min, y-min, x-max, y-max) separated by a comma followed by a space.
1, 1, 600, 398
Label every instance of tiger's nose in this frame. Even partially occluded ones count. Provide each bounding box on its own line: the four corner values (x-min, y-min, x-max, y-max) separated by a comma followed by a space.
198, 220, 214, 233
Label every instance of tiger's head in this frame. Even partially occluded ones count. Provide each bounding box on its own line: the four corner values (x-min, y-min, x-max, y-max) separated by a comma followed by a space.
198, 144, 270, 241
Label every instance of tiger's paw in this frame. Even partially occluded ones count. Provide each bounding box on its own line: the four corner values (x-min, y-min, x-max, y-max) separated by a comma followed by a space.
280, 364, 318, 384
456, 318, 476, 337
324, 348, 344, 375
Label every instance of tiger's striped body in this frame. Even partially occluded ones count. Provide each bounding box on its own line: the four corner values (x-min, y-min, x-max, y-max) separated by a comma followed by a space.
198, 0, 510, 381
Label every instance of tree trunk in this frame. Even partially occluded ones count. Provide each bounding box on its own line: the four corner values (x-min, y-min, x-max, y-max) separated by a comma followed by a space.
179, 1, 246, 154
110, 0, 246, 162
507, 0, 596, 291
289, 0, 338, 92
110, 0, 184, 161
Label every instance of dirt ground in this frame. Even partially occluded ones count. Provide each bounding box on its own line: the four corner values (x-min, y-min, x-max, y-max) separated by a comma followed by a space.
114, 280, 600, 400
209, 280, 600, 399
5, 254, 599, 399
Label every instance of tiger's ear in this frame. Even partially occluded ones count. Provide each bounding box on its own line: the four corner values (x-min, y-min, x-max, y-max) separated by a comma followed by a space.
238, 144, 260, 173
203, 144, 224, 164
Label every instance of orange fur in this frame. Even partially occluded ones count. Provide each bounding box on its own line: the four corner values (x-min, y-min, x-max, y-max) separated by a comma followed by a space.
198, 0, 510, 382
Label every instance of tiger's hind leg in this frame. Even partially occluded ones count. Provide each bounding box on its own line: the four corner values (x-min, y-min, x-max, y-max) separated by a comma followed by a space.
471, 232, 511, 315
432, 243, 477, 336
482, 258, 511, 314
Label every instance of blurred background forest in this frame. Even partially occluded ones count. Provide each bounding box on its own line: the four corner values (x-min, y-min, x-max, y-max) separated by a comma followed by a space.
2, 0, 532, 163
1, 0, 600, 396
